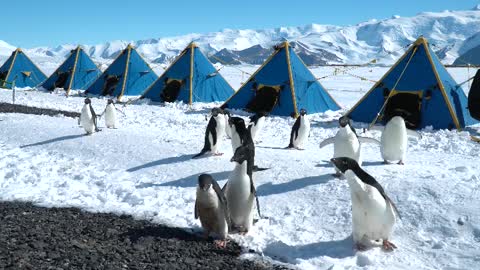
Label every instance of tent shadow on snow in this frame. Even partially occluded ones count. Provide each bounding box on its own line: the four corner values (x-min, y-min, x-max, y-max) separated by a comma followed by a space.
263, 235, 354, 263
257, 174, 332, 197
126, 154, 194, 172
20, 134, 84, 148
136, 171, 230, 189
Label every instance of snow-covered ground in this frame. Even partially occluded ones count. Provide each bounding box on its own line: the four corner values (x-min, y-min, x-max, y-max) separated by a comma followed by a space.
0, 66, 479, 270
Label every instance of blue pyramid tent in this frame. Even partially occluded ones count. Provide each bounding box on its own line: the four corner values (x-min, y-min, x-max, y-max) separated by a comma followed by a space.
41, 46, 100, 95
85, 44, 157, 99
141, 42, 234, 104
346, 36, 477, 130
221, 41, 340, 117
0, 48, 47, 88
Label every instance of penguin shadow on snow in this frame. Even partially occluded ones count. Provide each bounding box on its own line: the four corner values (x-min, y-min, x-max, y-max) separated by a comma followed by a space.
264, 235, 355, 263
315, 160, 384, 168
256, 174, 332, 196
126, 153, 194, 172
20, 134, 85, 148
136, 171, 230, 188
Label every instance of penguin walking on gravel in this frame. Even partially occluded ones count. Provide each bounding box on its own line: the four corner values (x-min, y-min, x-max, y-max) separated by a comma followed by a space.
195, 174, 230, 247
223, 145, 257, 234
79, 98, 100, 135
372, 115, 421, 165
193, 108, 226, 158
287, 109, 310, 150
320, 116, 380, 176
331, 157, 400, 251
248, 112, 267, 143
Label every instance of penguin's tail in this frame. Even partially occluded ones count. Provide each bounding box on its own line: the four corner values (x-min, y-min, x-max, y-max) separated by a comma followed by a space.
192, 149, 208, 159
253, 165, 269, 172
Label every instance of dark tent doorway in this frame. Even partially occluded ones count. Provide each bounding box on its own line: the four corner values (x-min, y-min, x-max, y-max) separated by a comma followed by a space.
49, 71, 71, 91
102, 75, 120, 96
383, 91, 422, 129
160, 78, 184, 102
468, 69, 480, 121
246, 84, 283, 114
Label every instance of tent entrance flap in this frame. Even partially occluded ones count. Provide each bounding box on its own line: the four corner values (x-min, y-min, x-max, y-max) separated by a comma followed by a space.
161, 78, 184, 103
51, 71, 70, 90
246, 84, 283, 114
102, 75, 120, 96
468, 69, 480, 121
0, 71, 7, 81
383, 90, 423, 129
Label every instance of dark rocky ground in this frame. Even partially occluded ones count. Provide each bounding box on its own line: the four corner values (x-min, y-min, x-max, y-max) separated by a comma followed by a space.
0, 102, 80, 118
0, 201, 290, 270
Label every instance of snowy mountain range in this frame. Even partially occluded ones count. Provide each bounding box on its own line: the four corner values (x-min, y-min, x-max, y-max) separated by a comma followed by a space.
1, 6, 480, 67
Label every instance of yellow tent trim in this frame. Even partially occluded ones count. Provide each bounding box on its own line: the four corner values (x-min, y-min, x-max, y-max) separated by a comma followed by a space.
189, 42, 195, 104
118, 45, 133, 100
284, 42, 299, 117
421, 38, 461, 131
221, 43, 283, 106
66, 46, 81, 95
3, 49, 19, 87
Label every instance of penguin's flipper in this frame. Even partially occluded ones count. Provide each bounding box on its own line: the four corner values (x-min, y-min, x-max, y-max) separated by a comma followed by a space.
250, 182, 262, 219
407, 129, 422, 139
252, 165, 269, 172
358, 137, 381, 145
212, 179, 230, 227
89, 104, 99, 131
194, 200, 199, 219
221, 182, 228, 193
319, 137, 335, 148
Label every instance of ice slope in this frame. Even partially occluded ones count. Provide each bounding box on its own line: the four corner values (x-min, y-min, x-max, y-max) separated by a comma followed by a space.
0, 67, 479, 269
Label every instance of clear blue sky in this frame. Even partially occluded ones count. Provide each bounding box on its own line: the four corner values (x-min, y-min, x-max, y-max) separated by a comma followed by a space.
2, 0, 479, 48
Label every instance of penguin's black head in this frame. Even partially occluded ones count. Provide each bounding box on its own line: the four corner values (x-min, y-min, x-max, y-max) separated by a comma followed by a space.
229, 116, 245, 129
258, 111, 268, 117
330, 157, 360, 173
223, 109, 231, 117
84, 98, 91, 104
107, 99, 114, 104
231, 145, 250, 164
300, 109, 307, 116
211, 107, 223, 117
198, 174, 214, 191
339, 116, 351, 128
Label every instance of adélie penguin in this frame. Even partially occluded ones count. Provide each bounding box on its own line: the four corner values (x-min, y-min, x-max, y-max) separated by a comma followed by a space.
287, 109, 310, 150
80, 98, 100, 135
195, 174, 230, 248
331, 157, 400, 251
320, 116, 380, 177
248, 112, 267, 143
223, 145, 257, 234
193, 107, 226, 158
372, 115, 422, 165
104, 99, 117, 129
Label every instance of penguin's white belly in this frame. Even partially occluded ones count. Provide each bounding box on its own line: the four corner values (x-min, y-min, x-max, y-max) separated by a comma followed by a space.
334, 136, 361, 163
381, 125, 407, 161
351, 189, 396, 242
209, 115, 226, 153
105, 105, 116, 128
80, 105, 95, 133
231, 133, 242, 152
226, 165, 254, 230
225, 116, 232, 138
250, 117, 264, 141
196, 188, 228, 238
293, 121, 310, 148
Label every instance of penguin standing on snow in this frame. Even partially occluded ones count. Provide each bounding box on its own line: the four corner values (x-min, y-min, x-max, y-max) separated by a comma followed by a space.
228, 116, 246, 153
287, 109, 310, 150
193, 107, 226, 158
248, 112, 267, 143
80, 98, 100, 135
372, 115, 421, 165
195, 174, 230, 247
331, 157, 400, 251
103, 99, 117, 129
320, 116, 380, 177
223, 145, 256, 234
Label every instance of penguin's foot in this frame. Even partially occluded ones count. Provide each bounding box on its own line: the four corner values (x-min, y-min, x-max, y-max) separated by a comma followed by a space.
294, 146, 305, 150
213, 152, 224, 156
355, 242, 368, 251
383, 160, 390, 164
397, 160, 404, 165
382, 239, 397, 251
214, 239, 229, 248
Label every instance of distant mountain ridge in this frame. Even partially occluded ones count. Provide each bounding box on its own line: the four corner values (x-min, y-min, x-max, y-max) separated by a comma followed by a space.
1, 6, 480, 67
